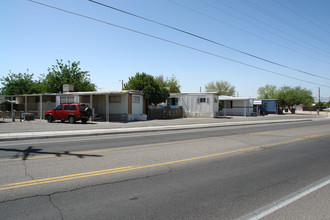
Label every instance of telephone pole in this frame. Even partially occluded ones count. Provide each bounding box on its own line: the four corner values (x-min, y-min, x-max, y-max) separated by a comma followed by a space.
120, 80, 124, 90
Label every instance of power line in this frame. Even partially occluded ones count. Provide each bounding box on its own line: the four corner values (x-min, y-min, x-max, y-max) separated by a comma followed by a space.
89, 0, 330, 81
244, 0, 330, 47
287, 0, 330, 28
28, 0, 330, 89
211, 0, 330, 59
169, 0, 330, 65
273, 0, 330, 35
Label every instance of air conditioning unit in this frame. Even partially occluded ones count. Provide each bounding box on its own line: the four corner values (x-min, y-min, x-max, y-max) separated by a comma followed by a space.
63, 84, 74, 93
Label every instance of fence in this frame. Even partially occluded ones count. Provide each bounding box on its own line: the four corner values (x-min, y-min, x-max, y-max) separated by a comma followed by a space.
148, 106, 183, 120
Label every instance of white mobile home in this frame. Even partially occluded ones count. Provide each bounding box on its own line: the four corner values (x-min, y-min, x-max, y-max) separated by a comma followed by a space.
15, 90, 146, 122
219, 96, 256, 116
56, 90, 146, 121
168, 92, 220, 118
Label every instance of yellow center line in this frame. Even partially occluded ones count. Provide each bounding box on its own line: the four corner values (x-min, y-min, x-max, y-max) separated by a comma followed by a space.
1, 122, 329, 164
0, 167, 134, 191
1, 133, 329, 191
5, 166, 133, 186
1, 124, 329, 162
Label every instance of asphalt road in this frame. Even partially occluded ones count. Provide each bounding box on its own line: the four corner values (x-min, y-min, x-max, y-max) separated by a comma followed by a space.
0, 119, 330, 219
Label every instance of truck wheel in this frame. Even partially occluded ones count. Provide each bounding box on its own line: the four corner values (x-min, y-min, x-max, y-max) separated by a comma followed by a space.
47, 115, 54, 123
69, 116, 76, 124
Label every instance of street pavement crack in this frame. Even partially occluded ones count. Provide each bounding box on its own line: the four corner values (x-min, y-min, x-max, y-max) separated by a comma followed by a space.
141, 156, 174, 190
48, 194, 64, 220
0, 168, 175, 205
0, 194, 44, 204
23, 161, 35, 180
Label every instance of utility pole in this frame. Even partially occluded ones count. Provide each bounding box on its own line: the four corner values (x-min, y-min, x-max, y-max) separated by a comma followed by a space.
318, 87, 321, 103
119, 80, 124, 90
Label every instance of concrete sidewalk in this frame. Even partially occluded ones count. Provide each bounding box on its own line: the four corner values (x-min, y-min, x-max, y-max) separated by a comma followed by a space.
0, 114, 328, 141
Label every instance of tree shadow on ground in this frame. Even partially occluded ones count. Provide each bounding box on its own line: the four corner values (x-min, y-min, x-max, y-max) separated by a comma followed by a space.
0, 146, 102, 160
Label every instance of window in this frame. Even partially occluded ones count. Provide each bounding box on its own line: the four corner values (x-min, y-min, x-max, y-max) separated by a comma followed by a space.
67, 97, 74, 104
70, 105, 77, 110
133, 96, 140, 103
55, 105, 63, 110
60, 96, 74, 104
110, 96, 121, 103
60, 97, 66, 104
64, 105, 77, 111
200, 98, 206, 103
263, 102, 268, 108
167, 98, 178, 106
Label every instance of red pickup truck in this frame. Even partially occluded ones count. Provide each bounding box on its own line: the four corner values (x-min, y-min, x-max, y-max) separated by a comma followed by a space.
45, 103, 92, 124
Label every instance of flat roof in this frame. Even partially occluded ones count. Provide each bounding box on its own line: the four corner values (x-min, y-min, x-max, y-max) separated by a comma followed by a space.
13, 90, 143, 96
170, 92, 221, 96
59, 90, 143, 96
218, 96, 256, 101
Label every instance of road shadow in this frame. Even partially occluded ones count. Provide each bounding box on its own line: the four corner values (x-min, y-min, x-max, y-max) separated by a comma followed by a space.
52, 121, 98, 125
0, 146, 102, 160
216, 116, 233, 119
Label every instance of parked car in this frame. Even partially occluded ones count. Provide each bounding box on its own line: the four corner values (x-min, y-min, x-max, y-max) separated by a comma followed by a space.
45, 103, 92, 124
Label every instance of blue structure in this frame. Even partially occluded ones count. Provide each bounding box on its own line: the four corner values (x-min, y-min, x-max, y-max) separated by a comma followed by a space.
260, 99, 277, 114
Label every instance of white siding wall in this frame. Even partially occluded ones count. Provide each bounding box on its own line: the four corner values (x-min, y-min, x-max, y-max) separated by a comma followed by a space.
109, 94, 128, 114
132, 95, 143, 115
177, 94, 218, 118
53, 93, 146, 121
221, 99, 254, 116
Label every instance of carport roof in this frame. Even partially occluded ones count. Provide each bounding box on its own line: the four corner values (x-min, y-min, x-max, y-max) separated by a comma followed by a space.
218, 96, 256, 101
13, 90, 143, 97
59, 90, 143, 96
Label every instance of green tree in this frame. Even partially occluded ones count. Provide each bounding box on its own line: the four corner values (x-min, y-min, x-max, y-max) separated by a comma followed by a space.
275, 86, 314, 112
124, 72, 169, 105
257, 84, 277, 99
204, 80, 235, 96
154, 75, 181, 93
42, 59, 96, 93
0, 70, 42, 95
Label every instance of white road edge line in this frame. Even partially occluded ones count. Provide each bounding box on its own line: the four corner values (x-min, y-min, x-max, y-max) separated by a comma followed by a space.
237, 175, 330, 220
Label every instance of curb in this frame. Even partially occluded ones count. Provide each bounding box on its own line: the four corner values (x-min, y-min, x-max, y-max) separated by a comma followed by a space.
0, 118, 314, 141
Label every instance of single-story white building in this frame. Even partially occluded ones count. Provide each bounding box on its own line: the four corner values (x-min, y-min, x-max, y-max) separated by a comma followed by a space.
14, 90, 147, 122
167, 92, 220, 118
219, 96, 256, 116
57, 90, 146, 121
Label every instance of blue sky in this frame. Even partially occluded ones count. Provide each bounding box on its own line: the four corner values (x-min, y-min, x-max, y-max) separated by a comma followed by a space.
1, 0, 330, 101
